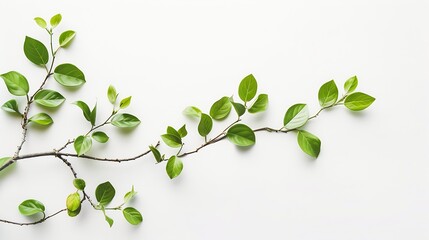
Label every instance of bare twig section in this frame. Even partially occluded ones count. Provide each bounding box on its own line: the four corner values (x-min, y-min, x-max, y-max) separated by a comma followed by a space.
58, 156, 78, 178
0, 209, 66, 226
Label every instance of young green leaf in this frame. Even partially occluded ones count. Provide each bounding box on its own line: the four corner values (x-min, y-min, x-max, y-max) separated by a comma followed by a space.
50, 14, 62, 28
178, 124, 188, 138
111, 114, 141, 128
297, 130, 321, 158
167, 126, 182, 139
29, 113, 53, 126
149, 145, 162, 163
344, 76, 358, 94
238, 74, 258, 102
53, 63, 86, 87
23, 36, 49, 65
161, 134, 182, 148
74, 135, 92, 156
73, 101, 91, 122
318, 80, 338, 107
92, 131, 109, 143
124, 186, 137, 203
67, 204, 81, 217
1, 71, 30, 96
248, 94, 268, 113
119, 96, 132, 109
107, 85, 117, 104
183, 106, 202, 118
59, 30, 76, 48
123, 207, 143, 225
166, 156, 183, 179
34, 17, 47, 29
344, 92, 375, 111
198, 113, 213, 137
90, 104, 97, 126
95, 181, 116, 206
2, 99, 21, 115
231, 101, 246, 117
18, 199, 45, 216
66, 193, 81, 212
283, 104, 309, 129
73, 178, 86, 190
226, 123, 256, 147
209, 96, 232, 120
102, 208, 114, 227
34, 89, 65, 108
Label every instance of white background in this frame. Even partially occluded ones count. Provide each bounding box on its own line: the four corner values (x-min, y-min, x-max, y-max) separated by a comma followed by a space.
0, 0, 428, 239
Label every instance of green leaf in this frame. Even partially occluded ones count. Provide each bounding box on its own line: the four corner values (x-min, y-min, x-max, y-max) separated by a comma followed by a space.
166, 156, 183, 179
53, 63, 86, 87
167, 126, 181, 139
34, 17, 47, 29
183, 106, 201, 118
73, 178, 86, 190
90, 104, 97, 126
238, 74, 258, 102
28, 113, 53, 126
1, 71, 30, 96
177, 124, 187, 138
124, 186, 137, 203
198, 113, 213, 137
231, 101, 246, 117
96, 182, 116, 206
344, 92, 375, 111
119, 96, 131, 109
248, 94, 268, 113
24, 36, 49, 65
149, 145, 162, 163
66, 193, 81, 212
59, 30, 76, 48
318, 80, 338, 107
209, 96, 232, 120
344, 76, 358, 94
0, 157, 15, 177
0, 157, 11, 168
107, 85, 117, 104
18, 199, 45, 216
226, 123, 255, 147
50, 14, 62, 28
283, 104, 309, 129
161, 134, 182, 148
297, 130, 321, 158
73, 101, 91, 122
67, 204, 81, 217
92, 131, 109, 143
123, 207, 143, 225
102, 208, 114, 227
111, 113, 141, 128
2, 99, 21, 115
74, 135, 92, 156
34, 89, 65, 108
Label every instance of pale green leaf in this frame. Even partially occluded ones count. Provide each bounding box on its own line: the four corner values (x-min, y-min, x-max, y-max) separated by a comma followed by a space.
107, 85, 117, 104
74, 135, 92, 156
283, 104, 309, 129
248, 94, 268, 113
124, 186, 137, 203
34, 17, 47, 28
28, 113, 53, 126
119, 96, 131, 109
111, 113, 140, 128
344, 92, 375, 111
344, 76, 358, 94
50, 14, 62, 28
54, 63, 86, 87
59, 30, 76, 48
318, 80, 338, 107
1, 71, 29, 96
66, 193, 81, 212
183, 106, 201, 118
34, 89, 65, 108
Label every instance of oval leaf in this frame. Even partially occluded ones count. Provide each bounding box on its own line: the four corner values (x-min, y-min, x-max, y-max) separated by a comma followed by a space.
344, 76, 358, 94
183, 106, 201, 118
238, 74, 258, 102
167, 126, 181, 139
74, 135, 92, 156
96, 181, 116, 206
54, 63, 86, 87
123, 207, 143, 225
124, 186, 137, 203
73, 178, 86, 190
111, 113, 141, 128
297, 130, 321, 158
34, 89, 65, 108
18, 199, 45, 216
161, 134, 182, 148
248, 94, 268, 113
178, 124, 187, 138
318, 80, 338, 107
166, 156, 183, 179
107, 85, 117, 104
344, 92, 375, 111
1, 71, 30, 96
67, 204, 81, 217
226, 124, 255, 147
34, 17, 47, 29
119, 96, 131, 109
24, 36, 49, 65
283, 104, 309, 129
198, 113, 213, 137
209, 96, 232, 120
50, 14, 62, 28
59, 30, 76, 48
29, 113, 53, 126
92, 131, 109, 143
2, 99, 21, 115
66, 193, 81, 212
